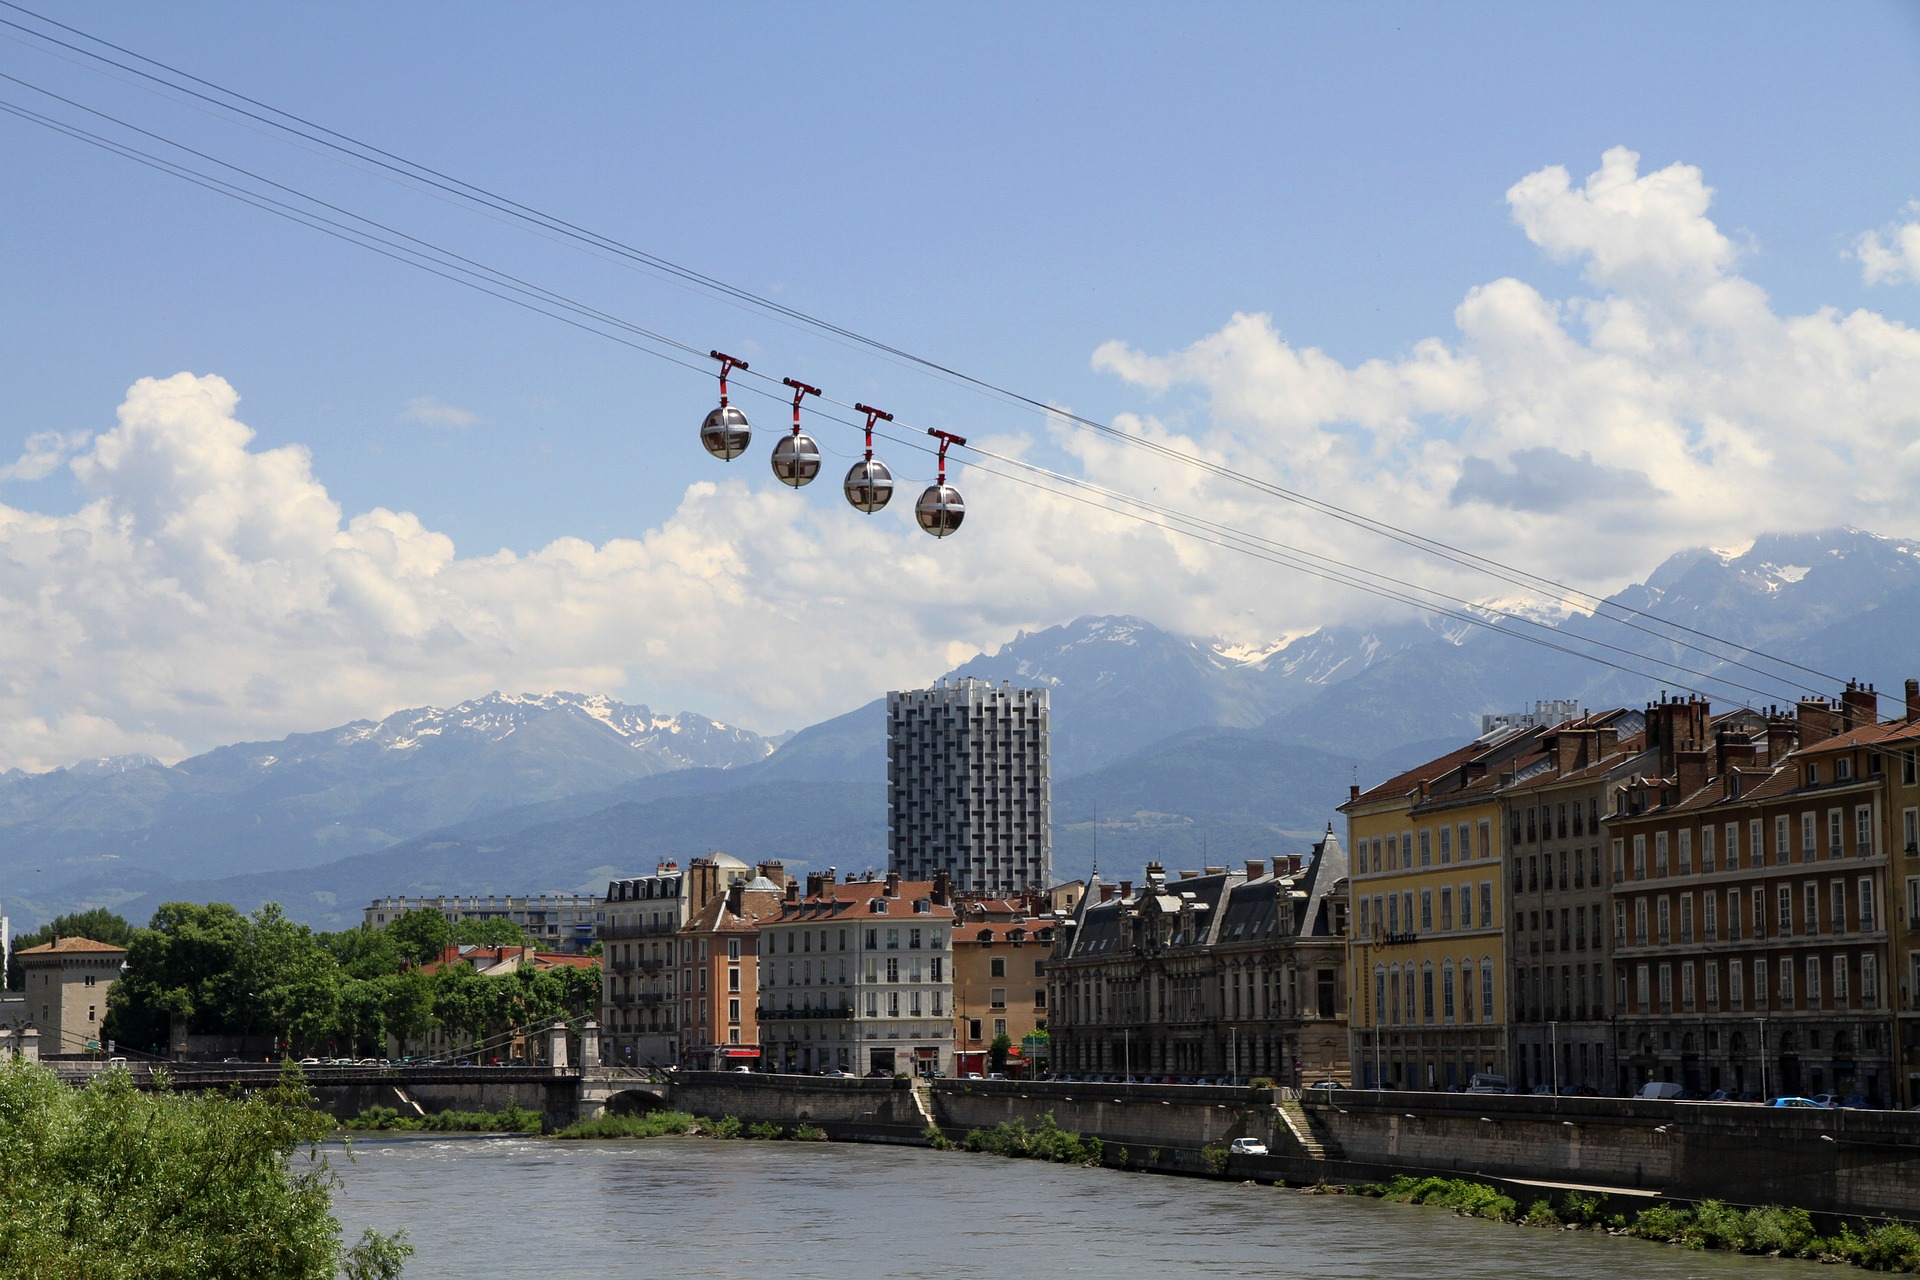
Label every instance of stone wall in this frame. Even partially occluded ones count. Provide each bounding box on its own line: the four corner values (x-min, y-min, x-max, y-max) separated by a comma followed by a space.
1314, 1089, 1920, 1219
930, 1079, 1272, 1152
667, 1072, 926, 1140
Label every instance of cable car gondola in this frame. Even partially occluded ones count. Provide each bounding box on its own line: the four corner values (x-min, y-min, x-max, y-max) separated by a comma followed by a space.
915, 430, 966, 537
773, 378, 822, 487
845, 403, 896, 514
700, 351, 751, 460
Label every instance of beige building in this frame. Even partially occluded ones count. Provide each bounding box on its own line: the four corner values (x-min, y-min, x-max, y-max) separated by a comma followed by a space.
950, 895, 1055, 1074
15, 936, 126, 1056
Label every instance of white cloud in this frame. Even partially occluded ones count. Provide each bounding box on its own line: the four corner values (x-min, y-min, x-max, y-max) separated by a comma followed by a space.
399, 396, 478, 428
1855, 203, 1920, 286
0, 430, 90, 482
6, 148, 1919, 770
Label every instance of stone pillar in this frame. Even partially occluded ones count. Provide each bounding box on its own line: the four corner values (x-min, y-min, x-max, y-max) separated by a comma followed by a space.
546, 1020, 569, 1070
168, 1014, 189, 1061
580, 1019, 600, 1069
20, 1025, 39, 1064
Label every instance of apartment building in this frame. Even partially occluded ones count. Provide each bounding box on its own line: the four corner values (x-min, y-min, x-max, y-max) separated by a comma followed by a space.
1343, 728, 1544, 1090
364, 893, 600, 953
599, 853, 750, 1067
757, 869, 956, 1077
950, 895, 1055, 1074
677, 872, 788, 1070
1048, 838, 1349, 1084
1611, 689, 1895, 1102
1499, 709, 1656, 1092
888, 679, 1050, 897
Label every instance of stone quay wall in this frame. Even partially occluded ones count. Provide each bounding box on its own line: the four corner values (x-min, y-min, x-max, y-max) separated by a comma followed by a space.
666, 1072, 927, 1141
928, 1079, 1271, 1153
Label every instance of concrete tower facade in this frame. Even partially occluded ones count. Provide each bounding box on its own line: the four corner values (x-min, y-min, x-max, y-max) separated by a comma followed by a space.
888, 679, 1051, 896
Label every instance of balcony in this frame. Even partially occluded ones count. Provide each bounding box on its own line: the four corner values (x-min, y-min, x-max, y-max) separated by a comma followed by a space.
756, 1006, 855, 1021
598, 921, 679, 941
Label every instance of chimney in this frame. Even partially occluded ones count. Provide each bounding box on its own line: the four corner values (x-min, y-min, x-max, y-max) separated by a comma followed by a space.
1797, 698, 1838, 746
931, 869, 952, 907
1178, 869, 1200, 880
806, 871, 828, 898
1099, 884, 1116, 903
1555, 730, 1594, 775
785, 880, 800, 904
1675, 742, 1710, 798
1594, 725, 1619, 756
1245, 859, 1266, 879
726, 881, 745, 916
884, 869, 900, 898
1842, 681, 1878, 730
1765, 716, 1799, 764
1145, 860, 1165, 887
1204, 866, 1226, 876
1119, 880, 1134, 900
1348, 783, 1361, 804
1907, 678, 1920, 722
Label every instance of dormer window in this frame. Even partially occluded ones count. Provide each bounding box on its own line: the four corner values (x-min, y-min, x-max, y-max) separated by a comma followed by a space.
1836, 758, 1853, 781
1808, 763, 1820, 785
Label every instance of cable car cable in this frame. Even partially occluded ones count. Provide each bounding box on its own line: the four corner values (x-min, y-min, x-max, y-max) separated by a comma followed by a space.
0, 0, 1867, 703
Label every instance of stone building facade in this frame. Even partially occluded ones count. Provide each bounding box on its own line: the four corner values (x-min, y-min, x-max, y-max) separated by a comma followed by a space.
14, 935, 126, 1056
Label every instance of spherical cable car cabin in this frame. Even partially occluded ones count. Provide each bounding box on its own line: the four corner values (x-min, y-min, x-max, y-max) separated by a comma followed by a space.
915, 429, 967, 537
700, 351, 751, 460
845, 403, 896, 514
772, 378, 823, 487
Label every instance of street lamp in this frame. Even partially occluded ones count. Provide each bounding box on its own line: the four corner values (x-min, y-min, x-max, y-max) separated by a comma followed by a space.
1757, 1016, 1770, 1100
1550, 1019, 1560, 1099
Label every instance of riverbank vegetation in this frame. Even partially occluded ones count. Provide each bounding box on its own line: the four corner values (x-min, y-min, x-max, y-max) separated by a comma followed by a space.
342, 1102, 541, 1133
554, 1110, 826, 1141
1362, 1175, 1920, 1272
957, 1113, 1103, 1165
0, 1059, 409, 1279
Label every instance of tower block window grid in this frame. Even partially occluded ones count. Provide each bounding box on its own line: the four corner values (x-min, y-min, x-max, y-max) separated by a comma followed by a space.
887, 680, 1051, 898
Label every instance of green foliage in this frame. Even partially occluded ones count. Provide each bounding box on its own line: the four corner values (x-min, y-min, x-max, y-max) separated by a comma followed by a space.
555, 1110, 699, 1139
342, 1103, 540, 1134
922, 1125, 953, 1150
0, 1058, 409, 1278
450, 917, 533, 950
989, 1033, 1013, 1074
704, 1114, 743, 1139
1201, 1144, 1231, 1175
1558, 1191, 1602, 1226
1829, 1220, 1920, 1271
1375, 1176, 1517, 1222
5, 909, 135, 990
789, 1123, 827, 1142
961, 1113, 1101, 1165
747, 1120, 785, 1140
382, 910, 454, 968
1523, 1200, 1562, 1227
1247, 1076, 1276, 1090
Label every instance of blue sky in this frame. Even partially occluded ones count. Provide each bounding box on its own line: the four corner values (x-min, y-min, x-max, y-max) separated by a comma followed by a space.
2, 1, 1918, 767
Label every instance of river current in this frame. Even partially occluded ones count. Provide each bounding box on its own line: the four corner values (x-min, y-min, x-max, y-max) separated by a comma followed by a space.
332, 1135, 1839, 1279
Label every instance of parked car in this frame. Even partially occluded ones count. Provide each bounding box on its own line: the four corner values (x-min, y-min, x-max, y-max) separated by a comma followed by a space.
1465, 1073, 1509, 1095
1770, 1096, 1824, 1108
1810, 1094, 1844, 1109
1228, 1137, 1269, 1155
1307, 1080, 1344, 1090
1637, 1081, 1685, 1100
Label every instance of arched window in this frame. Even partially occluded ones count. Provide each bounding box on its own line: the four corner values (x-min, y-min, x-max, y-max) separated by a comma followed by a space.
1481, 956, 1496, 1023
1442, 961, 1457, 1023
1421, 962, 1436, 1024
1374, 965, 1387, 1027
1389, 964, 1402, 1024
1460, 957, 1476, 1023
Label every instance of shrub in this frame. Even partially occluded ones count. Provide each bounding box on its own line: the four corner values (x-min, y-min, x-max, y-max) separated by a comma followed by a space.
1523, 1200, 1562, 1228
702, 1115, 743, 1139
1248, 1077, 1276, 1090
789, 1123, 827, 1142
1201, 1144, 1231, 1175
555, 1109, 699, 1139
959, 1114, 1100, 1164
922, 1125, 953, 1151
746, 1120, 784, 1140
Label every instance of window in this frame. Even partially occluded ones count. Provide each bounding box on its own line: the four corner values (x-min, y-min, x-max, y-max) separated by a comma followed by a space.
1704, 893, 1718, 941
865, 928, 878, 950
1420, 890, 1434, 932
1419, 830, 1432, 867
1655, 832, 1670, 876
990, 988, 1006, 1009
1388, 895, 1400, 933
1634, 899, 1648, 946
728, 998, 740, 1023
1632, 836, 1646, 879
1034, 989, 1047, 1008
1681, 960, 1696, 1012
1479, 882, 1493, 928
1802, 812, 1817, 860
727, 967, 740, 992
909, 927, 923, 949
727, 939, 740, 961
1779, 957, 1794, 1008
1479, 820, 1492, 858
1458, 883, 1473, 929
1657, 964, 1672, 1013
1612, 838, 1625, 883
1680, 892, 1695, 943
1829, 810, 1844, 858
1701, 825, 1715, 873
1386, 835, 1399, 869
1857, 806, 1874, 858
1442, 962, 1456, 1023
1834, 956, 1850, 1008
886, 928, 900, 950
888, 992, 900, 1017
1831, 881, 1847, 934
1863, 954, 1879, 1009
1678, 830, 1692, 875
886, 957, 899, 982
1615, 901, 1627, 946
930, 957, 943, 982
1778, 885, 1793, 934
1838, 756, 1853, 781
1806, 955, 1822, 1008
1804, 882, 1820, 935
1754, 957, 1768, 1009
1906, 809, 1920, 856
1481, 960, 1495, 1023
1657, 896, 1671, 944
1439, 825, 1452, 864
1439, 887, 1454, 931
1726, 822, 1740, 868
1421, 963, 1435, 1023
990, 957, 1006, 978
1775, 816, 1791, 864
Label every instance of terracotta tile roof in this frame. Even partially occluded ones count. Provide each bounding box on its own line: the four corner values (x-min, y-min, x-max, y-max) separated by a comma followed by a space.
1347, 741, 1484, 808
15, 936, 126, 956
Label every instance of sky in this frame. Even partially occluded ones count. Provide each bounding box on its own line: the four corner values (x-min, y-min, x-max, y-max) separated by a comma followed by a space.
1, 1, 1918, 771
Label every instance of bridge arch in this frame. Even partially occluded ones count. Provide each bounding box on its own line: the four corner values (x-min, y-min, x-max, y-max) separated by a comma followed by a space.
603, 1088, 670, 1116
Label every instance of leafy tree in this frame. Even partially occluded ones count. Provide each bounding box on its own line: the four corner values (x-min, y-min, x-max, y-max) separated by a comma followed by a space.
319, 926, 403, 981
382, 971, 434, 1058
449, 917, 532, 950
989, 1033, 1013, 1074
0, 1059, 410, 1278
383, 910, 453, 968
6, 909, 134, 990
105, 902, 251, 1053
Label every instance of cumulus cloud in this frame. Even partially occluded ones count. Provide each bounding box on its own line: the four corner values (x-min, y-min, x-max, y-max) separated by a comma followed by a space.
0, 430, 90, 482
6, 147, 1920, 769
399, 395, 477, 427
1856, 203, 1920, 286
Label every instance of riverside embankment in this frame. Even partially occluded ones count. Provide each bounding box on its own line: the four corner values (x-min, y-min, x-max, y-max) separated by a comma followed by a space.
631, 1073, 1920, 1220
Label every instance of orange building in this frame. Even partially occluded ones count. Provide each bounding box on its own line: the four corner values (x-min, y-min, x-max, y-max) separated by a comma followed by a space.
677, 873, 789, 1070
950, 895, 1055, 1074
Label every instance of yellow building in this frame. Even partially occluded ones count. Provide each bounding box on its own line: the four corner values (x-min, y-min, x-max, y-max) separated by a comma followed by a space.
1342, 731, 1540, 1089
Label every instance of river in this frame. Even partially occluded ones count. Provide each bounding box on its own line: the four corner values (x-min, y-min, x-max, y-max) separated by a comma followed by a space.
332, 1135, 1839, 1279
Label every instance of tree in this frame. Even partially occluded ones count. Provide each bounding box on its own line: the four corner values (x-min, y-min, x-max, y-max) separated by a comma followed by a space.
6, 909, 134, 990
319, 925, 403, 982
449, 917, 532, 950
0, 1059, 409, 1278
105, 902, 252, 1053
383, 910, 453, 968
989, 1033, 1013, 1074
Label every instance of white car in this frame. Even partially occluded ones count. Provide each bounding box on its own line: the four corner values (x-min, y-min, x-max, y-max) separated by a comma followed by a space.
1228, 1137, 1269, 1155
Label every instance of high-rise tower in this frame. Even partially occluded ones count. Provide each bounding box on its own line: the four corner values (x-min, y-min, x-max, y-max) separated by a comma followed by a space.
887, 679, 1051, 896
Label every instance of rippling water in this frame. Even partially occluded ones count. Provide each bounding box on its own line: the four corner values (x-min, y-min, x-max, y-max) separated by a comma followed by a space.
332, 1136, 1839, 1279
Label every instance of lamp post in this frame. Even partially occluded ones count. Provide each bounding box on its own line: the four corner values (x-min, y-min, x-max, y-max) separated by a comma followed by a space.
1757, 1016, 1770, 1100
1550, 1019, 1560, 1096
1229, 1026, 1238, 1086
1123, 1026, 1132, 1082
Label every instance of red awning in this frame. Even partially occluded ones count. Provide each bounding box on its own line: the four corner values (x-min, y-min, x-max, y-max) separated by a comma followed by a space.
723, 1048, 761, 1058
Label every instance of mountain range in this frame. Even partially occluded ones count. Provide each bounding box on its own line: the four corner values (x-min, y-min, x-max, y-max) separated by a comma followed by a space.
4, 526, 1917, 933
